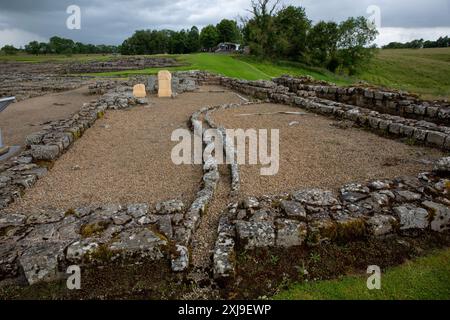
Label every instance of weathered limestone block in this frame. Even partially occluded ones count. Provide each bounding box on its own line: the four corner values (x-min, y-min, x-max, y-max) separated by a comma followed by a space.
427, 131, 446, 147
157, 215, 173, 239
147, 76, 157, 93
427, 106, 439, 118
393, 205, 429, 230
25, 132, 45, 146
112, 212, 132, 226
433, 157, 450, 174
364, 89, 374, 99
136, 214, 159, 226
280, 200, 307, 219
293, 189, 339, 207
395, 190, 422, 202
235, 221, 275, 249
213, 236, 235, 280
422, 201, 450, 232
368, 180, 392, 190
156, 199, 185, 215
249, 210, 273, 222
366, 215, 397, 236
388, 122, 402, 135
413, 128, 428, 141
127, 203, 149, 218
66, 240, 100, 263
368, 117, 380, 129
158, 70, 172, 98
19, 243, 66, 285
371, 190, 392, 206
203, 170, 220, 186
378, 119, 392, 132
0, 213, 26, 228
171, 245, 189, 272
108, 228, 167, 260
173, 226, 192, 246
276, 219, 307, 247
400, 125, 415, 137
307, 218, 337, 245
30, 145, 60, 161
414, 104, 427, 116
73, 207, 92, 218
340, 183, 370, 203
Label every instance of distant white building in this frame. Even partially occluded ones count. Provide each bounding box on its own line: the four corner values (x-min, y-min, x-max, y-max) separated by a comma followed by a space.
215, 42, 241, 53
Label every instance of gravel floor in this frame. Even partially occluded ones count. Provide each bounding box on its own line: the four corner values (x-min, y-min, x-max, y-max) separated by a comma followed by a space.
6, 86, 244, 213
0, 86, 99, 149
211, 103, 446, 198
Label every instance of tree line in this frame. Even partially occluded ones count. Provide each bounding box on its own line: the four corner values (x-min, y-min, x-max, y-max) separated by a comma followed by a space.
119, 0, 379, 74
119, 19, 241, 55
383, 36, 450, 49
1, 36, 118, 55
242, 1, 379, 74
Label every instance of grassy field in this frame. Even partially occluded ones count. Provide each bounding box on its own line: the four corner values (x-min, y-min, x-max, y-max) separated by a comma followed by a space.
69, 53, 352, 85
360, 48, 450, 100
274, 248, 450, 300
1, 48, 449, 99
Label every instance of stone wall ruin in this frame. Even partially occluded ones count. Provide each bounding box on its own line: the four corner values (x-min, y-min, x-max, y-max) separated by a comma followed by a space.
1, 71, 449, 288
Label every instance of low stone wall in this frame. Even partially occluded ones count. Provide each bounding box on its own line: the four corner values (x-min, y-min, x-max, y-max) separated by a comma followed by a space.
146, 73, 199, 95
182, 72, 450, 151
2, 71, 450, 288
273, 75, 450, 125
292, 96, 450, 150
0, 85, 148, 210
0, 74, 91, 102
1, 80, 224, 283
0, 204, 177, 285
213, 157, 450, 282
0, 77, 248, 284
66, 57, 182, 74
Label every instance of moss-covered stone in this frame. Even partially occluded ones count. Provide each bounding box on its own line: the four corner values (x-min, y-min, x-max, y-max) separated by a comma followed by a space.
80, 220, 110, 238
307, 219, 337, 246
88, 244, 115, 263
335, 217, 366, 241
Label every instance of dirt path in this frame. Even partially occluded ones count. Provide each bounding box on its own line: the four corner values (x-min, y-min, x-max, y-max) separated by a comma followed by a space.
0, 86, 99, 148
6, 86, 244, 213
211, 103, 445, 197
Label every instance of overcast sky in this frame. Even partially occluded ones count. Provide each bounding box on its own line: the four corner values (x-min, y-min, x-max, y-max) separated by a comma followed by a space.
1, 0, 449, 47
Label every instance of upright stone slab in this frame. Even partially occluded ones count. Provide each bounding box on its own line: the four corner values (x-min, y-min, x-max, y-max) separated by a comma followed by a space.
133, 84, 147, 98
158, 70, 172, 98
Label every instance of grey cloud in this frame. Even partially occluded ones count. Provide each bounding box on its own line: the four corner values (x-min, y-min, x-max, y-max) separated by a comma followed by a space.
0, 0, 448, 46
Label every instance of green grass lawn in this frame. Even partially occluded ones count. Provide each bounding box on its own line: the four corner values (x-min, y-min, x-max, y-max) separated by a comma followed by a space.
2, 48, 450, 99
274, 248, 450, 300
72, 53, 353, 85
360, 48, 450, 100
71, 49, 450, 100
